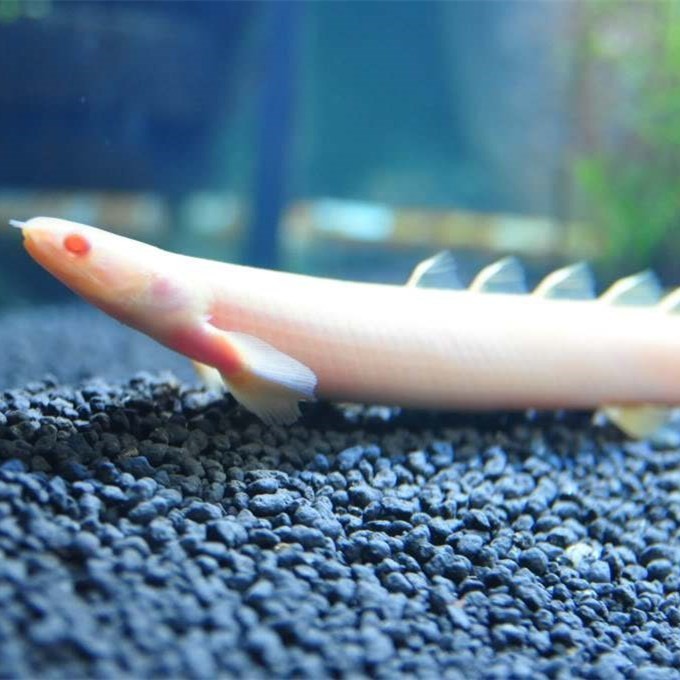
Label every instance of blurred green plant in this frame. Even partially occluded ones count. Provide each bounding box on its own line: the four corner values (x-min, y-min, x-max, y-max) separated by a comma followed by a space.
572, 0, 680, 272
0, 0, 51, 23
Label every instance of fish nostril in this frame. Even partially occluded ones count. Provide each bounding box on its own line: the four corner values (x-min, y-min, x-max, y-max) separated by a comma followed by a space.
64, 233, 91, 256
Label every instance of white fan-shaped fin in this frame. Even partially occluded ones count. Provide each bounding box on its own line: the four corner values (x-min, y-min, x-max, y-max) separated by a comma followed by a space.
219, 331, 317, 426
468, 256, 527, 294
533, 262, 595, 300
660, 287, 680, 314
600, 270, 662, 306
601, 405, 673, 439
226, 382, 304, 426
406, 251, 462, 289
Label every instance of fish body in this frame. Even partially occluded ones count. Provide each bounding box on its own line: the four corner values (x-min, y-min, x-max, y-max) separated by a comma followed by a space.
202, 263, 678, 408
11, 216, 680, 435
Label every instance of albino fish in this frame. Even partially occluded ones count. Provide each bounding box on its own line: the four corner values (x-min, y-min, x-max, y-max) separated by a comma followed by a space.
10, 216, 680, 438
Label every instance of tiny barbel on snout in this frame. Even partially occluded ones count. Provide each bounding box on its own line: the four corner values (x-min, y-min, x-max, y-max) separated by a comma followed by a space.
11, 216, 680, 438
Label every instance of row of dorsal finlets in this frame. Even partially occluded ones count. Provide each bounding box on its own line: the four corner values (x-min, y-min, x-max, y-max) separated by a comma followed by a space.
406, 251, 680, 312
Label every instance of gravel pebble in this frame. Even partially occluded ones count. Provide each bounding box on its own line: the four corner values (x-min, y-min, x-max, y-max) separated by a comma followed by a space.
1, 304, 680, 678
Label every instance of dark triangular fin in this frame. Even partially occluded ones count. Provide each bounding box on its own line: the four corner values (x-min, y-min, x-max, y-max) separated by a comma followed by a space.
600, 270, 662, 306
406, 251, 462, 289
533, 262, 595, 300
468, 256, 527, 294
660, 287, 680, 314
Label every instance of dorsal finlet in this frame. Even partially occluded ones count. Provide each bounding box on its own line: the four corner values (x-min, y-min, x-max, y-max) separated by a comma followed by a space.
406, 251, 462, 289
660, 287, 680, 314
600, 270, 662, 306
533, 262, 595, 300
469, 256, 527, 294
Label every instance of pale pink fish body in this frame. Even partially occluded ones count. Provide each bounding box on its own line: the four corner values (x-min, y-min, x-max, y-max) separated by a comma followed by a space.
202, 261, 679, 409
11, 216, 680, 434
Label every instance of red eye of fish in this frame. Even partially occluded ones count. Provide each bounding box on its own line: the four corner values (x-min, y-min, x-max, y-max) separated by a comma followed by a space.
63, 233, 91, 256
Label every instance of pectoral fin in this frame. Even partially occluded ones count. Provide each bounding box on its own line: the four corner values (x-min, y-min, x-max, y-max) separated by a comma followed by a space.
220, 332, 317, 426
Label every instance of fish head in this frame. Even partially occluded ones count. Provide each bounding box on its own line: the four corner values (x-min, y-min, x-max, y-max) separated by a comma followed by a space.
13, 216, 172, 322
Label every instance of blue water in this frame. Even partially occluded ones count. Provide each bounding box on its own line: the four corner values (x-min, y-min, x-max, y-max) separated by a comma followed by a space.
0, 1, 617, 310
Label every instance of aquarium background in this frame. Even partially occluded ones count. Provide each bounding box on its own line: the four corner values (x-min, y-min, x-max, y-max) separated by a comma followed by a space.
0, 0, 679, 309
2, 6, 680, 677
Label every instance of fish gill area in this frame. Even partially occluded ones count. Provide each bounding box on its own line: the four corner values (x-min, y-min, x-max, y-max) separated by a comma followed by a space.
0, 304, 678, 679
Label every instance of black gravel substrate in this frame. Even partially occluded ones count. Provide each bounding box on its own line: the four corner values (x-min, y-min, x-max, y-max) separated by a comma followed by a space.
1, 305, 679, 679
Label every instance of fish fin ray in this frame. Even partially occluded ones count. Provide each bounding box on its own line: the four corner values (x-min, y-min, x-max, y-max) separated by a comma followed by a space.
220, 332, 317, 425
600, 270, 662, 306
406, 251, 462, 289
469, 256, 527, 294
533, 262, 595, 300
225, 379, 304, 426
